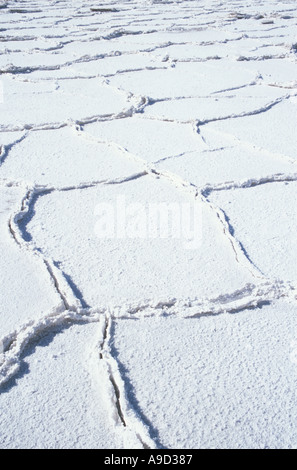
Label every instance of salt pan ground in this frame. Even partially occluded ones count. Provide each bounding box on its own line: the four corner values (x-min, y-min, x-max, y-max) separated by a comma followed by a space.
0, 0, 297, 449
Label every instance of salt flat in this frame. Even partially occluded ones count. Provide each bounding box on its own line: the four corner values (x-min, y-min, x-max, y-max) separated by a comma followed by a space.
0, 0, 297, 449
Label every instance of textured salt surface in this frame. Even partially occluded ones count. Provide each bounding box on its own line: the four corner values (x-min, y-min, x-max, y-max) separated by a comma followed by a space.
0, 0, 297, 449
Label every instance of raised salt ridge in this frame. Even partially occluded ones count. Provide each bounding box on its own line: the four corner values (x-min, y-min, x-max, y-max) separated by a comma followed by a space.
0, 0, 297, 449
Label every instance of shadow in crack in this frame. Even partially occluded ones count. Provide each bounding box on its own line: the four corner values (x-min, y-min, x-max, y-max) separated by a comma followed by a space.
0, 359, 30, 394
0, 134, 28, 168
0, 321, 88, 395
219, 206, 264, 274
185, 299, 271, 319
15, 191, 90, 309
109, 320, 166, 449
17, 190, 52, 243
55, 262, 91, 309
0, 323, 69, 394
